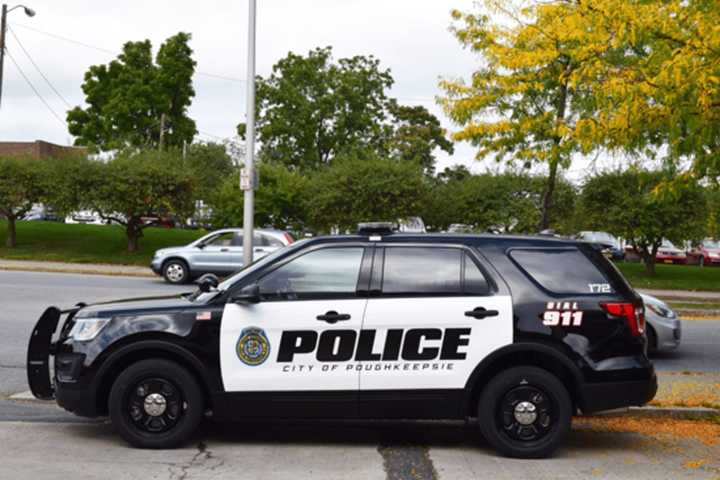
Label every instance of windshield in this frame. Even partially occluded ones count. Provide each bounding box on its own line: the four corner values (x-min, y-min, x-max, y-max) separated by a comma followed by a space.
704, 240, 720, 249
189, 239, 310, 303
661, 240, 677, 249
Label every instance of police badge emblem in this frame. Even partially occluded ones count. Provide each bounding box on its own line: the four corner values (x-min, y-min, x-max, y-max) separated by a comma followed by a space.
236, 327, 270, 366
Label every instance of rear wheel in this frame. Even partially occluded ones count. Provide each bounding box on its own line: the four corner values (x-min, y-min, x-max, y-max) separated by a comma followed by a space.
478, 366, 571, 458
162, 259, 189, 284
109, 359, 204, 448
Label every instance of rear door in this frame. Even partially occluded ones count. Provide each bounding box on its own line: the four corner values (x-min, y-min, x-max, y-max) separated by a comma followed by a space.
359, 245, 513, 418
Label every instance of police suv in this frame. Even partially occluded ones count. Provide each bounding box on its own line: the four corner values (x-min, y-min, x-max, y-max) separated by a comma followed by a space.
27, 224, 657, 458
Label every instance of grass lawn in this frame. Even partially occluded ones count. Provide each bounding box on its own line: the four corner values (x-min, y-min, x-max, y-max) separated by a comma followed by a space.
0, 220, 207, 266
615, 261, 720, 292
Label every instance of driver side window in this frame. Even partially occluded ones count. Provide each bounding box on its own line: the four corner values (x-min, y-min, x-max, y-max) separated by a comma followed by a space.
258, 247, 365, 300
207, 232, 234, 247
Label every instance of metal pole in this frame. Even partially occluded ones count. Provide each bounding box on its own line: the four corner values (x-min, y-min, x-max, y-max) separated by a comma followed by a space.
242, 0, 257, 266
0, 4, 8, 108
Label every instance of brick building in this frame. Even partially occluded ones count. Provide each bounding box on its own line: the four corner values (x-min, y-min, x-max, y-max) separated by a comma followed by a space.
0, 140, 87, 159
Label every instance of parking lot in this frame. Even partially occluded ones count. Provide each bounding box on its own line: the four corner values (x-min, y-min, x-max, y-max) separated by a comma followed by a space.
1, 270, 719, 479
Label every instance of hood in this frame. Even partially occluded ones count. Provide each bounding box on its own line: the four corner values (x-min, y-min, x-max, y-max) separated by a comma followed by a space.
75, 294, 195, 319
154, 246, 191, 257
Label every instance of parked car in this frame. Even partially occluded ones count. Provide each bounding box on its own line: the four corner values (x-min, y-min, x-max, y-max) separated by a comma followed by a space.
65, 210, 105, 225
640, 293, 681, 353
22, 204, 62, 222
686, 239, 720, 267
576, 231, 625, 261
29, 223, 656, 457
655, 240, 687, 264
151, 228, 294, 284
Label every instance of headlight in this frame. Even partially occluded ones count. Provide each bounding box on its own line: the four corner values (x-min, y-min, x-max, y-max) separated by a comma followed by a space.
68, 318, 110, 341
646, 302, 675, 319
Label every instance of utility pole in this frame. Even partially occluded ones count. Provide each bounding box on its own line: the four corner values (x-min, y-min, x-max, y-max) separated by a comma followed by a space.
0, 4, 8, 108
242, 0, 257, 267
0, 4, 36, 108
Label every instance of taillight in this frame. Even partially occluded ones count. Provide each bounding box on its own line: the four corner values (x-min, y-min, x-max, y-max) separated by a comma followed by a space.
600, 302, 645, 337
283, 232, 295, 245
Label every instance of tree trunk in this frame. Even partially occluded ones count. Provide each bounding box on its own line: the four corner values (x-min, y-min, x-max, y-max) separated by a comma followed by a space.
539, 159, 559, 231
539, 77, 569, 232
5, 216, 17, 248
126, 220, 142, 252
642, 249, 656, 276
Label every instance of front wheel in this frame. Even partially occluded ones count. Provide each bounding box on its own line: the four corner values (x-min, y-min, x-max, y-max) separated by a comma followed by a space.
478, 366, 571, 458
109, 359, 204, 448
162, 259, 190, 284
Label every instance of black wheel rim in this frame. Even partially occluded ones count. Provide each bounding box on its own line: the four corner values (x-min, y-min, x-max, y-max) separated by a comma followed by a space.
497, 385, 555, 443
125, 377, 185, 434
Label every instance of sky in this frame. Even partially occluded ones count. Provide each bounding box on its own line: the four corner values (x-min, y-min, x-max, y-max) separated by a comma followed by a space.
0, 0, 611, 178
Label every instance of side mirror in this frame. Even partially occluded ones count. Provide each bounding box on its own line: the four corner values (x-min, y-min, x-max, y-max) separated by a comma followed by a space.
197, 273, 220, 293
231, 284, 261, 304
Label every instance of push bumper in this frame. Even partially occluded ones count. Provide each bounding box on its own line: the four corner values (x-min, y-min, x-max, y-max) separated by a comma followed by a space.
27, 306, 99, 416
578, 371, 658, 414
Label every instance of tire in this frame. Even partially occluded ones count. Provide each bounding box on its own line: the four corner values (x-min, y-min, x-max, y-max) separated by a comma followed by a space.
108, 359, 204, 449
646, 324, 658, 354
478, 366, 572, 458
162, 259, 190, 284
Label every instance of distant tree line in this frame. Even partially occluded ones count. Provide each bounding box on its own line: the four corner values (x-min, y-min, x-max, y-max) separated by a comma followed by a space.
1, 147, 717, 279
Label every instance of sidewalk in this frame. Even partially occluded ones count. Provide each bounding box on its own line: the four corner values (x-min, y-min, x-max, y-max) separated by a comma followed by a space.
0, 259, 152, 277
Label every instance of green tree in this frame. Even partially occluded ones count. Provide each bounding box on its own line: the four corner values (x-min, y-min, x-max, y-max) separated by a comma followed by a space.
306, 151, 428, 232
581, 170, 706, 275
423, 171, 576, 233
88, 150, 195, 252
184, 142, 234, 201
68, 33, 197, 151
441, 2, 596, 230
386, 103, 454, 175
239, 47, 393, 170
0, 157, 49, 247
42, 155, 99, 219
210, 163, 310, 232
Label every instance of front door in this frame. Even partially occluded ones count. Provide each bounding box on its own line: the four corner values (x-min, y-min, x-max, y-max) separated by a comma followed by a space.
220, 245, 370, 417
192, 231, 243, 273
359, 245, 513, 418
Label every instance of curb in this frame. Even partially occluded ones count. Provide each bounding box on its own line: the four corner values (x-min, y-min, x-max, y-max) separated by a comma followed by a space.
0, 265, 154, 278
592, 406, 720, 420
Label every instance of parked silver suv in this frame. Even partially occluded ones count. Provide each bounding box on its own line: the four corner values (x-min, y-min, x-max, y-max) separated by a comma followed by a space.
151, 228, 294, 284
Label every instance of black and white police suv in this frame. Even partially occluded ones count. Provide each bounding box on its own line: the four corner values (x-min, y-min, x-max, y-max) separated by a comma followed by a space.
27, 224, 657, 458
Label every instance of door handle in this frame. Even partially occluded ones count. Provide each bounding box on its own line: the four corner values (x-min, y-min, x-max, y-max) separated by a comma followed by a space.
316, 311, 351, 324
465, 307, 499, 319
220, 248, 229, 252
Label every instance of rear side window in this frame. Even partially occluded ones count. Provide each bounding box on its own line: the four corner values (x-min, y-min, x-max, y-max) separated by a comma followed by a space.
509, 248, 614, 295
380, 247, 491, 295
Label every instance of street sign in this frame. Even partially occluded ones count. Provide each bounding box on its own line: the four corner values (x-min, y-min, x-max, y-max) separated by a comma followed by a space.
240, 168, 259, 191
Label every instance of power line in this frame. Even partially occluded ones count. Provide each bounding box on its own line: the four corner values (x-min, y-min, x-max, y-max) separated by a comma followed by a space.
7, 26, 71, 108
10, 22, 245, 83
197, 130, 228, 140
5, 48, 66, 126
